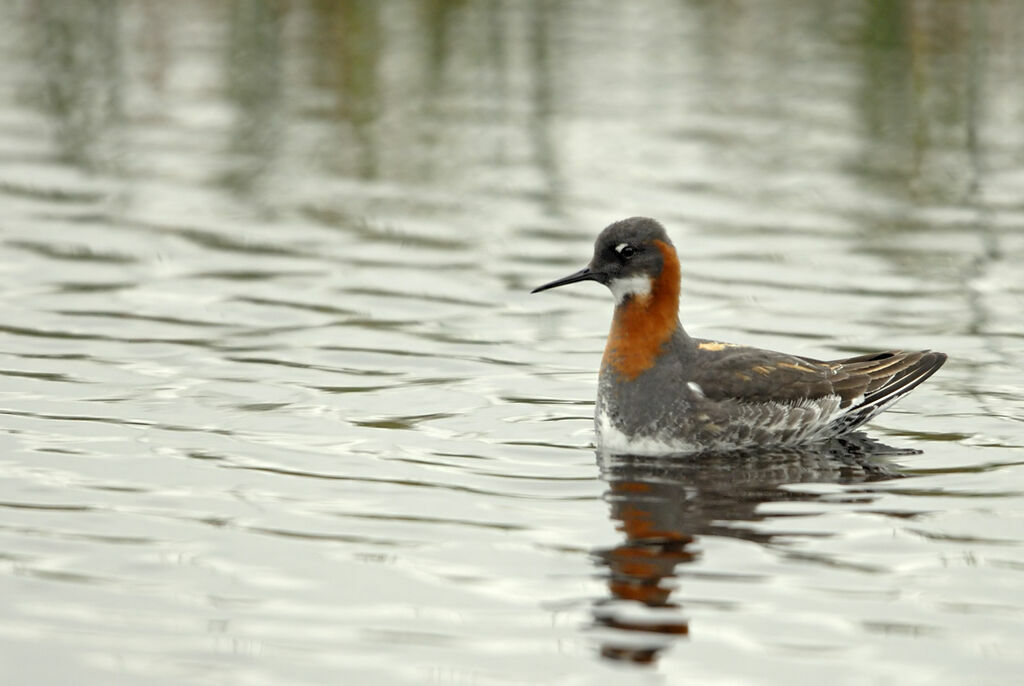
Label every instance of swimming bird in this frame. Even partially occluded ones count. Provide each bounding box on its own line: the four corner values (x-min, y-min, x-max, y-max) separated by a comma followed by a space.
531, 217, 946, 455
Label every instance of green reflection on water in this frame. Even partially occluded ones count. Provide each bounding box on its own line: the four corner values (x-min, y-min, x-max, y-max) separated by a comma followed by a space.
14, 0, 1016, 204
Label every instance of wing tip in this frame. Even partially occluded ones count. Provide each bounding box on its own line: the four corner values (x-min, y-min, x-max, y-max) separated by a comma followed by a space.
829, 349, 947, 435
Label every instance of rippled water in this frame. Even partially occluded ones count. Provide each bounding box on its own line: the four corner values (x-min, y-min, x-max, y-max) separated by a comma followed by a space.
1, 1, 1023, 684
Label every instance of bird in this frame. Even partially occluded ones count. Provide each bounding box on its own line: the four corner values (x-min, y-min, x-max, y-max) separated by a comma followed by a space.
531, 217, 946, 456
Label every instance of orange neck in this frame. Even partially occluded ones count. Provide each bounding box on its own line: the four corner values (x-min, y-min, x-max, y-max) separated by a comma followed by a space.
601, 240, 681, 380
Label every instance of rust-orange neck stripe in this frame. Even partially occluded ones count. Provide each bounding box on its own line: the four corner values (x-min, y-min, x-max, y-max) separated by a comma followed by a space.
601, 239, 681, 380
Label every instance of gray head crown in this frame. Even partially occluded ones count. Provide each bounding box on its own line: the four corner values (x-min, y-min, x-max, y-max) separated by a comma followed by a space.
588, 217, 672, 286
530, 217, 675, 301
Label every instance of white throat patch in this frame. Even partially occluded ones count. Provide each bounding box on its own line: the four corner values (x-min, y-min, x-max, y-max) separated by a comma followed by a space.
609, 275, 652, 304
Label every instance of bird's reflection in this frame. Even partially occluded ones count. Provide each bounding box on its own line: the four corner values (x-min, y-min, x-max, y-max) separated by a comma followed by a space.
591, 434, 913, 664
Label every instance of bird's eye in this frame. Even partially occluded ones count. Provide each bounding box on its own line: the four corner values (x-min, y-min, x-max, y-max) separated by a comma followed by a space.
619, 245, 636, 259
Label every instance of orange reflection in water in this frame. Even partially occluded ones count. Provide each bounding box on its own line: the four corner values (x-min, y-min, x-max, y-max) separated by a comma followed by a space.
592, 436, 906, 665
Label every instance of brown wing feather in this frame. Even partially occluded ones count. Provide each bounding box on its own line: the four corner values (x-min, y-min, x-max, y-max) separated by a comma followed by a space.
693, 342, 945, 416
823, 351, 947, 432
691, 342, 853, 404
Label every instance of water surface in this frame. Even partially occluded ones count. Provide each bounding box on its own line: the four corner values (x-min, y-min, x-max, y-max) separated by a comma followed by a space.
1, 2, 1023, 684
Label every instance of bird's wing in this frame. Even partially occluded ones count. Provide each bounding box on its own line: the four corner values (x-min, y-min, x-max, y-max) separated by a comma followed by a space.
811, 350, 947, 431
690, 342, 945, 412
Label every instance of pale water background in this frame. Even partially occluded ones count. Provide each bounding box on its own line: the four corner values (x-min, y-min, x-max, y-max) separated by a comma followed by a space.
1, 1, 1023, 684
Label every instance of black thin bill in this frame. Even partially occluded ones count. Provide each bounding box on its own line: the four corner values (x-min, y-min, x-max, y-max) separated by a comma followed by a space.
531, 267, 600, 293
